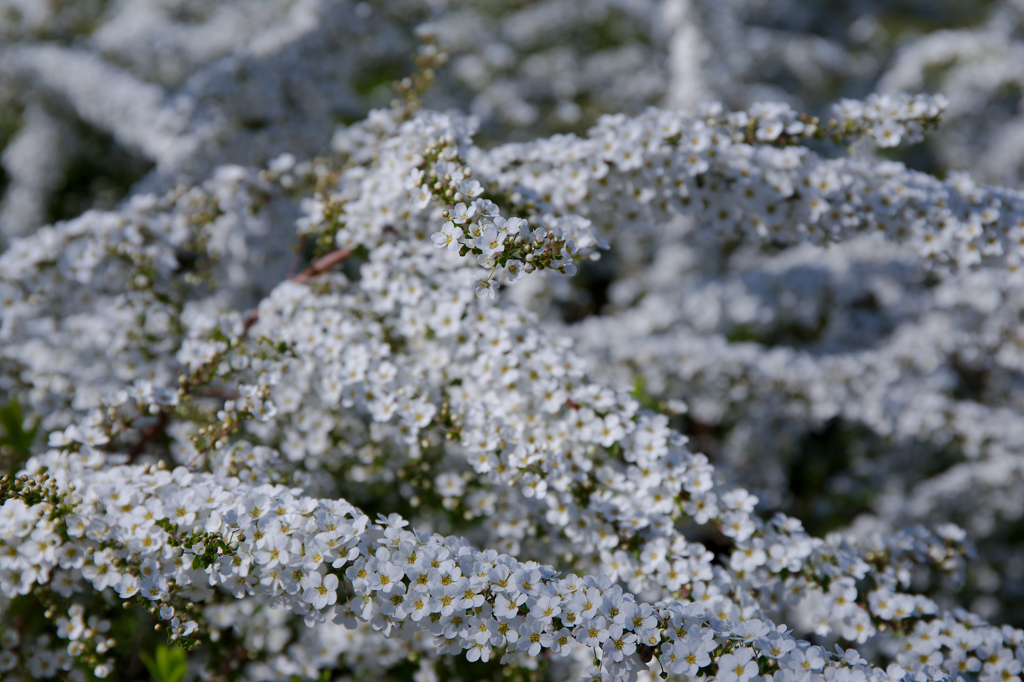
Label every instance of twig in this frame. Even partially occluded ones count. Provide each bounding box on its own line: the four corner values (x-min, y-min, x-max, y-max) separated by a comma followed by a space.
284, 238, 308, 280
194, 388, 243, 400
125, 410, 170, 464
242, 247, 353, 332
293, 247, 354, 284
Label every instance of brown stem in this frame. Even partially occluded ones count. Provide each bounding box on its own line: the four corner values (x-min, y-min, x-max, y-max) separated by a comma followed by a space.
194, 388, 243, 400
292, 247, 354, 284
242, 247, 353, 333
125, 410, 170, 464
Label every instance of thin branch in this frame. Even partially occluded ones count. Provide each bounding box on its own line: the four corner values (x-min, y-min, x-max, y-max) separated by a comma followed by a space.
125, 409, 170, 464
242, 247, 353, 332
293, 247, 354, 284
194, 388, 243, 400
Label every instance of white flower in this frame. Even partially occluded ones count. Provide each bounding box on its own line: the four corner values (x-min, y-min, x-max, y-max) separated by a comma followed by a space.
435, 472, 465, 498
717, 647, 759, 682
872, 119, 904, 147
431, 221, 464, 251
517, 619, 550, 657
163, 490, 198, 527
301, 572, 339, 609
0, 651, 17, 672
472, 272, 496, 299
601, 624, 637, 662
116, 574, 140, 599
449, 202, 476, 224
476, 226, 505, 252
253, 533, 291, 569
503, 260, 524, 282
458, 180, 484, 199
404, 168, 425, 190
664, 636, 714, 676
492, 216, 526, 237
368, 559, 406, 594
576, 616, 610, 648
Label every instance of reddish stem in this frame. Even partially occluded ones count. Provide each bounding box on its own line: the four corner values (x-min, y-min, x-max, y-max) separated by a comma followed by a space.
242, 247, 353, 332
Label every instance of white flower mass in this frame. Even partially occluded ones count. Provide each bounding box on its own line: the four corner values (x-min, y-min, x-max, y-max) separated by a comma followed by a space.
3, 1, 1024, 682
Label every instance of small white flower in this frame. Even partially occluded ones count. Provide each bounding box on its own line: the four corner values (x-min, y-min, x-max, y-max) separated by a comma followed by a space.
472, 272, 496, 299
717, 647, 759, 682
301, 572, 339, 609
476, 226, 505, 252
431, 221, 464, 251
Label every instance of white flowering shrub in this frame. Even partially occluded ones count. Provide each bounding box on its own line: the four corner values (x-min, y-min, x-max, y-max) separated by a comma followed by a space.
3, 3, 1024, 682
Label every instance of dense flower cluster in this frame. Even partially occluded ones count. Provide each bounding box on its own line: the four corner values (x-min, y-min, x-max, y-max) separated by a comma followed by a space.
0, 433, 1003, 682
0, 93, 1016, 680
4, 2, 1024, 682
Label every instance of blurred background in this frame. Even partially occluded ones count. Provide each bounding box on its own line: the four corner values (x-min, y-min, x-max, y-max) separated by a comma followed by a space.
4, 0, 1023, 240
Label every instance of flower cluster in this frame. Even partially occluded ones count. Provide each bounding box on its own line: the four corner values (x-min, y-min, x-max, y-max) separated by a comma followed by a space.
566, 231, 1024, 618
470, 97, 1021, 270
0, 89, 1018, 678
0, 445, 1007, 682
831, 94, 946, 148
4, 5, 1024, 680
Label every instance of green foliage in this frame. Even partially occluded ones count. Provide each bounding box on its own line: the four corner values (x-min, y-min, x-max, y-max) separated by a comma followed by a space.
290, 672, 330, 682
629, 377, 662, 413
140, 645, 188, 682
0, 398, 38, 473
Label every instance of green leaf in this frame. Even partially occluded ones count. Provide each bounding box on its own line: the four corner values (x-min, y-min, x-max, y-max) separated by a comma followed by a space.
0, 397, 38, 453
288, 672, 329, 682
140, 644, 188, 682
0, 398, 37, 476
628, 377, 661, 412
